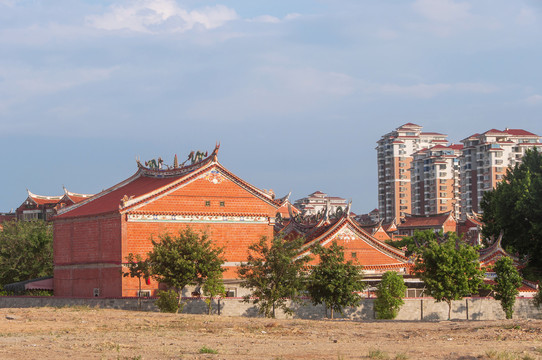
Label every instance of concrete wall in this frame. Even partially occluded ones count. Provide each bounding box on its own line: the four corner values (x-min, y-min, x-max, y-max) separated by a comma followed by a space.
1, 296, 540, 320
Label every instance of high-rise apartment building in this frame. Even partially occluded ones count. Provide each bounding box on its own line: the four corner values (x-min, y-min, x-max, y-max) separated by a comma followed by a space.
411, 144, 462, 219
376, 123, 448, 222
459, 128, 542, 218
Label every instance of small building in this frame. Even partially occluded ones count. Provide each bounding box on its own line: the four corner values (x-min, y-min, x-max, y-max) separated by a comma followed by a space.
16, 188, 93, 221
396, 212, 457, 237
294, 191, 348, 216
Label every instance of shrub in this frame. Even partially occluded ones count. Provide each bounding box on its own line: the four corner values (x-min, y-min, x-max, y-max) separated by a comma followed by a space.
155, 290, 180, 313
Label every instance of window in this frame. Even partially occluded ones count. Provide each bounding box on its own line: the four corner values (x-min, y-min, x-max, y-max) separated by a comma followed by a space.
220, 201, 225, 207
205, 201, 211, 206
351, 252, 357, 258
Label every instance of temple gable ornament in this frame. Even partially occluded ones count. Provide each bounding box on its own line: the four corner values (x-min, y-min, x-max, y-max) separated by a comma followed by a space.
336, 227, 357, 243
205, 169, 225, 184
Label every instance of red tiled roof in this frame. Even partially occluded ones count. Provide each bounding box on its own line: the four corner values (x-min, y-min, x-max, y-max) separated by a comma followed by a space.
483, 129, 507, 135
398, 213, 453, 228
399, 122, 421, 128
0, 214, 16, 223
504, 129, 538, 137
421, 132, 446, 136
55, 173, 181, 218
56, 150, 277, 219
28, 192, 63, 206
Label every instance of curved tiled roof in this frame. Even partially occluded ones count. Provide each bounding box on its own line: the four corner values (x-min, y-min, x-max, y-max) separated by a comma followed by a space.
56, 147, 277, 219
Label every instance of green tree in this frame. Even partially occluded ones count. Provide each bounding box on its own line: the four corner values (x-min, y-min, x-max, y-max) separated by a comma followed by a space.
122, 253, 151, 310
534, 286, 542, 309
414, 233, 485, 320
237, 235, 310, 318
481, 148, 542, 275
148, 228, 224, 313
493, 256, 523, 319
374, 271, 407, 319
0, 220, 53, 286
202, 270, 225, 315
307, 241, 366, 319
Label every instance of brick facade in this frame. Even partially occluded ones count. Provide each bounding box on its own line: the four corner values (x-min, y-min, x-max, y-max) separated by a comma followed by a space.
53, 148, 278, 298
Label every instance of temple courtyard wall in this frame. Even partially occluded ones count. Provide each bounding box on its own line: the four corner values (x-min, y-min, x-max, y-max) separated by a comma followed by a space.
1, 296, 540, 321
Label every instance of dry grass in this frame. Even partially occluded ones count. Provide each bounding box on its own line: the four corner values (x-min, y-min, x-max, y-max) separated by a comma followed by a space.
0, 307, 541, 359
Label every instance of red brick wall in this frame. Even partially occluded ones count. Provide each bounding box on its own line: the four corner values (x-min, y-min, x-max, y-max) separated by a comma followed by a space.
54, 214, 122, 297
138, 177, 276, 216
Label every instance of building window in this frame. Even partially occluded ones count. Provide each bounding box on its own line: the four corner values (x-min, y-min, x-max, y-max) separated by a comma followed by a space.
220, 201, 225, 207
351, 252, 357, 258
225, 288, 237, 297
205, 201, 211, 206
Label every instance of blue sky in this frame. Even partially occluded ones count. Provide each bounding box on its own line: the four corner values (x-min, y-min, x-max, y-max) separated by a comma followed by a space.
1, 0, 541, 214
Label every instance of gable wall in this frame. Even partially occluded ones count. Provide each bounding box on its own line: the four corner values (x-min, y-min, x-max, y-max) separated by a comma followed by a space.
134, 176, 276, 216
121, 175, 277, 296
305, 227, 406, 268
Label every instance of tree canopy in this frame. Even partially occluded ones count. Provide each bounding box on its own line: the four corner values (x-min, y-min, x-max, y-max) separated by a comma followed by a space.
0, 220, 53, 286
148, 228, 224, 312
374, 271, 407, 319
493, 256, 523, 319
413, 232, 485, 320
307, 241, 366, 319
481, 148, 542, 275
123, 253, 151, 310
237, 235, 310, 318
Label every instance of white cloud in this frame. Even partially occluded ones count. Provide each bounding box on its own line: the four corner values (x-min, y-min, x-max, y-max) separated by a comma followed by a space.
86, 0, 238, 34
372, 82, 498, 99
248, 13, 301, 24
284, 13, 301, 21
248, 15, 281, 24
516, 7, 537, 26
0, 0, 16, 7
376, 83, 451, 98
523, 94, 542, 105
0, 66, 116, 112
413, 0, 471, 23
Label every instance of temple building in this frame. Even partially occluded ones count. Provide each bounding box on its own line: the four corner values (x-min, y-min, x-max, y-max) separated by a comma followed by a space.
16, 188, 93, 221
396, 212, 457, 237
276, 204, 411, 276
53, 145, 279, 298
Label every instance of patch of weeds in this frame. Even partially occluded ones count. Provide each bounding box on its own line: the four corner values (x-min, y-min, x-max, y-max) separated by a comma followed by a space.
485, 350, 524, 360
395, 353, 409, 360
501, 324, 521, 330
368, 348, 389, 359
199, 346, 218, 354
534, 347, 542, 354
66, 305, 93, 311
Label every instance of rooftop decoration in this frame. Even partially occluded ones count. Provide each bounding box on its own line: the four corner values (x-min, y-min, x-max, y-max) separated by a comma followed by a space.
136, 143, 220, 175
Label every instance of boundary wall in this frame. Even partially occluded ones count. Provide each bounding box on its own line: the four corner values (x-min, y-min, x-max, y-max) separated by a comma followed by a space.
0, 296, 540, 320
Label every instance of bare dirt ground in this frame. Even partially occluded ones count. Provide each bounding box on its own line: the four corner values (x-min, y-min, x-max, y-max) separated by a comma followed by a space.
0, 307, 541, 360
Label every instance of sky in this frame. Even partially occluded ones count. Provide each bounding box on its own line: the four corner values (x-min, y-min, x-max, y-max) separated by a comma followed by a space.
1, 0, 542, 214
